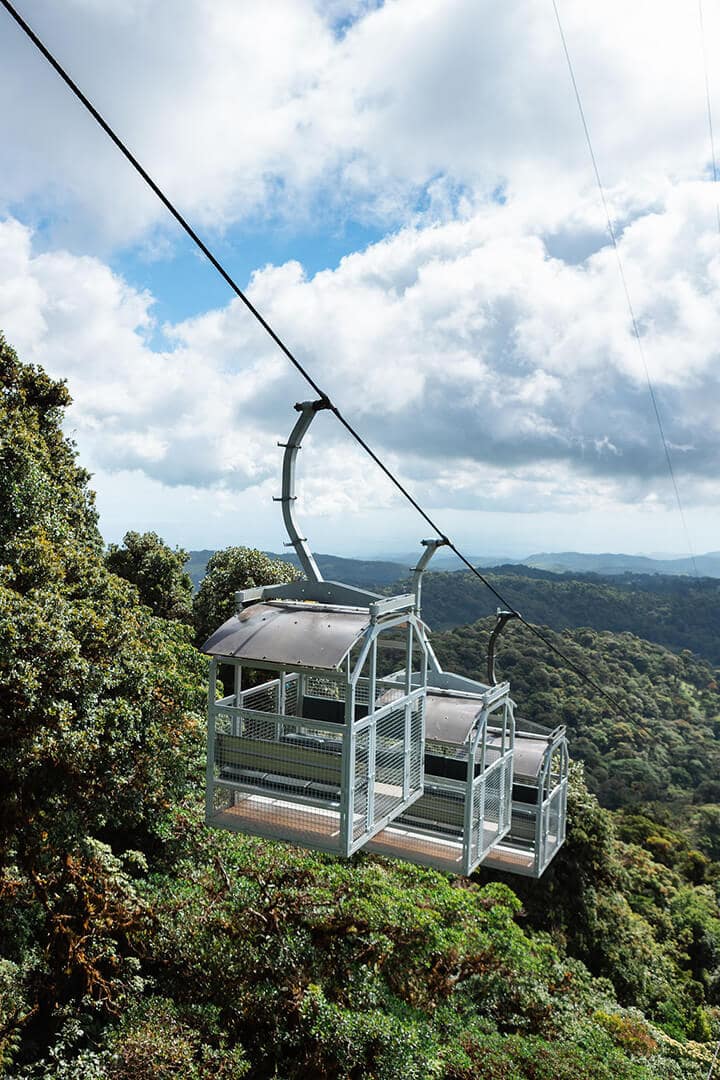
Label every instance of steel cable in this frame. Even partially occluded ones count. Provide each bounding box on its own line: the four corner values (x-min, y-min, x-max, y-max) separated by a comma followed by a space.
551, 0, 700, 580
0, 0, 631, 717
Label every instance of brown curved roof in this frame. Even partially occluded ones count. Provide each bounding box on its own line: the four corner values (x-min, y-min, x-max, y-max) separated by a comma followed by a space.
424, 692, 483, 744
201, 602, 369, 670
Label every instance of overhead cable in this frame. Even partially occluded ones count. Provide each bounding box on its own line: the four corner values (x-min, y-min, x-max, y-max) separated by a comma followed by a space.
0, 0, 630, 717
698, 0, 720, 234
551, 0, 700, 580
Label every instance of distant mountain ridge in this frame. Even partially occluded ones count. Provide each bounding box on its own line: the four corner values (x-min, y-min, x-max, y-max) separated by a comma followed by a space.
184, 549, 408, 589
523, 550, 720, 577
185, 547, 720, 587
410, 567, 720, 664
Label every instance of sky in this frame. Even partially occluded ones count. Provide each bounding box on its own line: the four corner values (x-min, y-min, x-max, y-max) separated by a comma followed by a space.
1, 0, 719, 560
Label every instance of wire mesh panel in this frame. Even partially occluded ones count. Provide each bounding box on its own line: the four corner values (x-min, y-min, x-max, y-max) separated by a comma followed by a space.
352, 727, 371, 842
398, 782, 465, 839
347, 689, 425, 852
409, 694, 424, 795
373, 703, 406, 821
482, 750, 568, 878
284, 675, 299, 717
208, 672, 427, 856
208, 685, 349, 853
538, 780, 566, 873
355, 678, 405, 709
470, 756, 512, 867
238, 679, 280, 739
305, 675, 344, 702
211, 788, 347, 851
368, 698, 518, 875
365, 773, 466, 870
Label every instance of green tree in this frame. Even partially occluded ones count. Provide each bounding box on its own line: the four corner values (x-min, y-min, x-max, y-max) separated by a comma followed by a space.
106, 530, 194, 623
0, 335, 100, 581
192, 546, 298, 645
0, 337, 206, 1055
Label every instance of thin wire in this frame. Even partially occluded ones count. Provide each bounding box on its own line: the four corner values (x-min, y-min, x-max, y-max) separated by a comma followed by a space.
707, 1036, 720, 1080
0, 0, 629, 717
698, 0, 720, 233
552, 0, 700, 580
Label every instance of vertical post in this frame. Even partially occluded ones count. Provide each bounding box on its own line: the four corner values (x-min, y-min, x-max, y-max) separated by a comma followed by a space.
462, 740, 476, 876
478, 721, 487, 858
463, 709, 486, 875
206, 658, 217, 822
232, 662, 242, 737
277, 669, 286, 741
534, 757, 547, 876
506, 699, 515, 836
420, 625, 428, 689
403, 623, 413, 799
502, 701, 509, 833
340, 679, 356, 856
367, 636, 377, 830
419, 625, 427, 794
297, 673, 305, 718
560, 744, 569, 845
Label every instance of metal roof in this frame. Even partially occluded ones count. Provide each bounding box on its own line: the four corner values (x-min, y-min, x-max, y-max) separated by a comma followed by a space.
201, 602, 369, 670
424, 692, 484, 745
512, 737, 547, 780
421, 693, 551, 778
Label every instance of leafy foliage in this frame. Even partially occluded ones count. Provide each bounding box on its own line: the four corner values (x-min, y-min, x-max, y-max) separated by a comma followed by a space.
1, 336, 718, 1078
431, 617, 720, 813
106, 531, 194, 623
192, 546, 299, 645
479, 766, 720, 1033
129, 811, 698, 1080
413, 568, 720, 664
0, 340, 206, 1062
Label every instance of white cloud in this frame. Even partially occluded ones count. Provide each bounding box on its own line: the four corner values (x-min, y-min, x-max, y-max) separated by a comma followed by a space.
2, 0, 720, 247
1, 0, 719, 555
1, 180, 719, 539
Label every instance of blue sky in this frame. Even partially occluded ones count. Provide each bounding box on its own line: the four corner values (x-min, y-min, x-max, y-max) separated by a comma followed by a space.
1, 0, 719, 558
110, 218, 386, 331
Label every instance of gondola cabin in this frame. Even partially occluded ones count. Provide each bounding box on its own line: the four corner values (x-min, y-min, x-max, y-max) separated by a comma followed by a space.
482, 719, 568, 877
203, 580, 427, 856
367, 675, 515, 875
202, 399, 569, 877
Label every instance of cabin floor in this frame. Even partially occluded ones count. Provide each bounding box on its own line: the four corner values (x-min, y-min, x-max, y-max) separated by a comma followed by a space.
210, 793, 344, 852
366, 825, 465, 870
482, 844, 537, 873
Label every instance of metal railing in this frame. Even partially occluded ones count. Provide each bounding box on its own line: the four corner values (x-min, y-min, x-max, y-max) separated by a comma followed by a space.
207, 670, 424, 856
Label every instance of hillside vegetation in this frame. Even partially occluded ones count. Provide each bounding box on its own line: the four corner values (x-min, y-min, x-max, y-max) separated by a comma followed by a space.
188, 553, 720, 664
522, 551, 720, 577
185, 550, 408, 590
432, 617, 720, 814
1, 337, 719, 1078
415, 568, 720, 665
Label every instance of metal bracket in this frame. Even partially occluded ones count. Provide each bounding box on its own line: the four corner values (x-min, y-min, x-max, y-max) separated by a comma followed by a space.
411, 537, 449, 617
487, 609, 520, 686
279, 399, 332, 583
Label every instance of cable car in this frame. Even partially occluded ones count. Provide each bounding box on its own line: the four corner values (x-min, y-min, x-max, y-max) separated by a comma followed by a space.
202, 400, 568, 876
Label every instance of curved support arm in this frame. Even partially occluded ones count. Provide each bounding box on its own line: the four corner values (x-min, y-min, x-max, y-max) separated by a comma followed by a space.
487, 609, 520, 686
411, 537, 448, 615
277, 399, 331, 583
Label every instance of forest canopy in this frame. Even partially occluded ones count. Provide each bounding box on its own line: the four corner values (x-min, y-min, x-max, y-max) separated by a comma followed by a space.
0, 336, 718, 1078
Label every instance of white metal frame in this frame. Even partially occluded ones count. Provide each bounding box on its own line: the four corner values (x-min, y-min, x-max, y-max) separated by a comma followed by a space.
203, 399, 570, 879
205, 599, 428, 857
